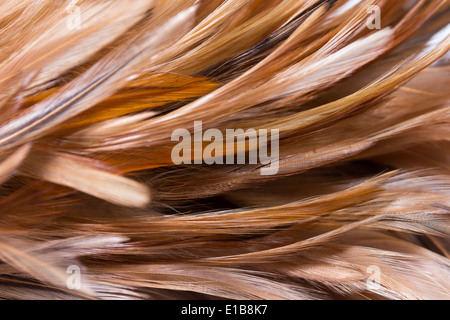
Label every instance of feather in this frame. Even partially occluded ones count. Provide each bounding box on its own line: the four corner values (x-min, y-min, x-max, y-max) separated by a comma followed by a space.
0, 0, 449, 301
0, 144, 30, 185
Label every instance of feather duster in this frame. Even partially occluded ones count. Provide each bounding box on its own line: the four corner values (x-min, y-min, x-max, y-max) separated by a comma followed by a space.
0, 0, 449, 300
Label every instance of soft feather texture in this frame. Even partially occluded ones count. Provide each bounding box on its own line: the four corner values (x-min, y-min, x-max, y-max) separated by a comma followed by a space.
0, 0, 449, 300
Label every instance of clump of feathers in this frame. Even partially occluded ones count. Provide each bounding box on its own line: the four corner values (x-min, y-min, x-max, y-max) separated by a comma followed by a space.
0, 0, 449, 300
